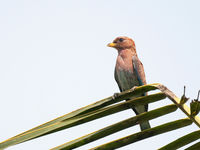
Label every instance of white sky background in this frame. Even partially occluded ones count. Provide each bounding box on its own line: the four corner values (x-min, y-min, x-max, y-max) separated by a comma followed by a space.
0, 0, 200, 149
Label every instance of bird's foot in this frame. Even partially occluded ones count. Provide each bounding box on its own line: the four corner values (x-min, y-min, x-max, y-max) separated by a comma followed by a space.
131, 86, 138, 91
112, 92, 119, 100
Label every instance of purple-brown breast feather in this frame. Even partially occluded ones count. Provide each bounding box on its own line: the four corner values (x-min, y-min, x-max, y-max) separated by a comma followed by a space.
114, 49, 145, 91
109, 36, 150, 130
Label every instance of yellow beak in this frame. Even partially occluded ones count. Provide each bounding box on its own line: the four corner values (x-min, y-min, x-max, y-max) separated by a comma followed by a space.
107, 43, 117, 47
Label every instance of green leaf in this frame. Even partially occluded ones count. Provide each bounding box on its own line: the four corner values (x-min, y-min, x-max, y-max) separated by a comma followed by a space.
0, 92, 165, 149
185, 141, 200, 150
51, 104, 177, 150
89, 118, 192, 150
159, 130, 200, 150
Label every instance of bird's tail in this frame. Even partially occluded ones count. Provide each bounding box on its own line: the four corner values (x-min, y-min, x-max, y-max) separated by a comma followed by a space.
130, 104, 151, 131
139, 121, 151, 131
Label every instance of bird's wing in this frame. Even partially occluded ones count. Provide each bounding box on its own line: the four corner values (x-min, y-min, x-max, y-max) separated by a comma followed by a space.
132, 55, 147, 86
132, 55, 148, 111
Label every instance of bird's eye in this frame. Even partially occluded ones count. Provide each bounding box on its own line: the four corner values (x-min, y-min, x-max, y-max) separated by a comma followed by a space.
119, 38, 124, 42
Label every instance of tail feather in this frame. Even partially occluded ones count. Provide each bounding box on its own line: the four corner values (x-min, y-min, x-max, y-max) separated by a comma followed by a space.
130, 104, 151, 131
126, 98, 151, 131
140, 121, 151, 131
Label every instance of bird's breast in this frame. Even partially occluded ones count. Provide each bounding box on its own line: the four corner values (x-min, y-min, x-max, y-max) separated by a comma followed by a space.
116, 55, 133, 71
115, 56, 139, 91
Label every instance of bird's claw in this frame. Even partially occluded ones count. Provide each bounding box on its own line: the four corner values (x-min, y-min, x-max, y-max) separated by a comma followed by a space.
112, 92, 119, 100
131, 86, 138, 90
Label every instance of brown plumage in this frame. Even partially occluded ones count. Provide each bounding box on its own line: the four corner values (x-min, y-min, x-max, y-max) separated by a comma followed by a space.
108, 36, 150, 130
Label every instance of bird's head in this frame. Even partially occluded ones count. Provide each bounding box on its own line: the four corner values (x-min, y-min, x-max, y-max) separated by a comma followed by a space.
107, 36, 136, 51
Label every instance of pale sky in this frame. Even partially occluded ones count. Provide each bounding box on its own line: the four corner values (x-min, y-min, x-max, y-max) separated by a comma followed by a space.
0, 0, 200, 150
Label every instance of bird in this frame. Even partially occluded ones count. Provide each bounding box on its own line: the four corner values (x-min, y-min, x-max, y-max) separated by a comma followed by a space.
107, 36, 150, 131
